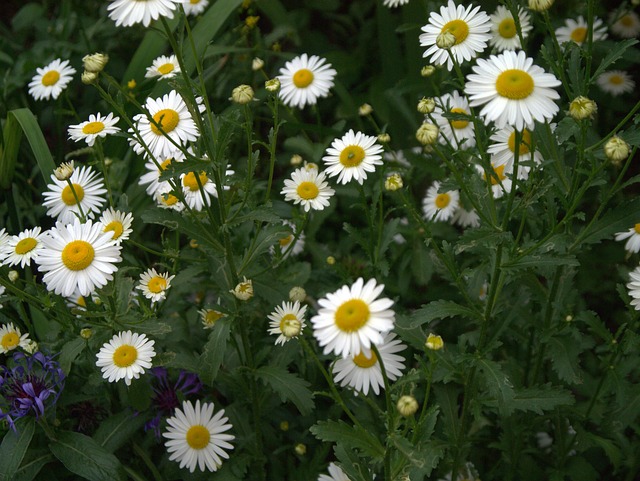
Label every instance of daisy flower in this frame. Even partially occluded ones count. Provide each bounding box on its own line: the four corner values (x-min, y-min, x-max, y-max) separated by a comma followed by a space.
136, 268, 175, 303
332, 332, 406, 396
627, 265, 640, 311
422, 181, 460, 222
0, 227, 46, 268
431, 91, 476, 148
419, 0, 491, 72
145, 54, 181, 80
28, 59, 76, 101
199, 308, 225, 329
271, 220, 305, 258
610, 11, 640, 38
42, 165, 107, 224
36, 219, 122, 298
267, 301, 307, 345
489, 5, 532, 52
68, 113, 120, 147
277, 53, 337, 109
555, 16, 607, 46
322, 129, 384, 185
319, 463, 350, 481
452, 203, 481, 228
163, 399, 235, 473
596, 70, 636, 96
311, 277, 395, 358
139, 149, 187, 197
180, 165, 234, 211
281, 167, 335, 211
465, 50, 561, 130
487, 125, 543, 169
96, 331, 156, 386
383, 0, 410, 7
477, 160, 529, 199
107, 0, 183, 27
130, 90, 199, 159
0, 323, 31, 355
615, 224, 640, 254
97, 208, 134, 244
183, 0, 209, 16
155, 186, 186, 212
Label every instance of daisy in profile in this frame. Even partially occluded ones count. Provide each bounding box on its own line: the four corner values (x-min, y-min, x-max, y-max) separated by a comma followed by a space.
489, 5, 532, 52
130, 90, 199, 159
97, 208, 134, 244
267, 300, 307, 345
139, 149, 187, 197
136, 268, 175, 303
28, 58, 76, 101
145, 54, 181, 80
431, 91, 476, 148
615, 224, 640, 254
277, 53, 337, 109
476, 160, 529, 199
555, 16, 607, 46
422, 181, 460, 222
163, 399, 235, 473
322, 129, 384, 185
465, 50, 561, 130
68, 113, 120, 147
487, 126, 543, 169
183, 0, 209, 16
318, 463, 350, 481
596, 70, 636, 96
281, 167, 335, 211
0, 323, 31, 355
332, 332, 406, 396
452, 203, 480, 228
155, 187, 185, 212
311, 277, 395, 358
383, 0, 410, 7
96, 330, 156, 385
610, 11, 640, 38
0, 227, 45, 268
419, 0, 491, 71
271, 220, 305, 258
42, 165, 107, 224
199, 308, 225, 329
36, 218, 122, 297
627, 265, 640, 311
108, 0, 183, 27
180, 165, 234, 211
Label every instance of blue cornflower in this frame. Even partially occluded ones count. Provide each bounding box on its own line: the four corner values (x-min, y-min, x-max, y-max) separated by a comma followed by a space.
0, 351, 65, 431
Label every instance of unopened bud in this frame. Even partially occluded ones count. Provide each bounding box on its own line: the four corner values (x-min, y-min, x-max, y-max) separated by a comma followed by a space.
280, 420, 289, 431
418, 97, 436, 114
230, 277, 254, 300
8, 270, 19, 283
326, 256, 336, 265
385, 173, 403, 191
265, 78, 281, 93
252, 57, 264, 71
425, 333, 444, 350
416, 122, 439, 145
528, 0, 554, 11
290, 154, 303, 166
397, 395, 419, 416
231, 84, 254, 104
604, 136, 630, 164
82, 53, 109, 73
569, 96, 597, 120
359, 103, 373, 116
421, 65, 436, 77
378, 133, 391, 143
54, 161, 75, 180
80, 328, 93, 339
289, 286, 306, 302
436, 31, 456, 49
294, 443, 306, 456
81, 70, 98, 84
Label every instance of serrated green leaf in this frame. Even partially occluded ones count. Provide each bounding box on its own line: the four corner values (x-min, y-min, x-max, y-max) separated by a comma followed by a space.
485, 386, 574, 414
592, 39, 639, 81
390, 435, 445, 479
49, 431, 123, 481
546, 335, 583, 384
198, 319, 231, 386
574, 197, 640, 247
59, 338, 86, 375
310, 420, 384, 459
333, 444, 375, 481
226, 204, 282, 227
555, 117, 580, 145
410, 300, 481, 328
454, 227, 512, 254
580, 431, 622, 468
477, 358, 515, 416
0, 417, 35, 481
254, 365, 314, 416
239, 225, 290, 274
502, 254, 579, 270
93, 412, 146, 453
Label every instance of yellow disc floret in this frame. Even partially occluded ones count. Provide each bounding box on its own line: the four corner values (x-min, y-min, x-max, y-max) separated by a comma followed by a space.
151, 109, 180, 135
441, 19, 470, 45
435, 193, 451, 209
186, 425, 210, 450
112, 344, 138, 368
335, 299, 370, 332
495, 69, 535, 100
449, 107, 470, 129
61, 240, 95, 271
1, 332, 19, 350
15, 237, 38, 255
103, 221, 124, 240
82, 122, 105, 135
182, 171, 209, 192
61, 183, 85, 206
293, 69, 314, 88
42, 70, 60, 86
353, 350, 378, 368
147, 276, 167, 294
157, 63, 175, 75
296, 181, 319, 200
339, 146, 365, 167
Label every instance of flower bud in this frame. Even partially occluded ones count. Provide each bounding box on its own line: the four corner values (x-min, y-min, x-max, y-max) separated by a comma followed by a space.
127, 79, 137, 90
385, 173, 403, 191
304, 162, 318, 171
280, 420, 289, 431
397, 395, 419, 417
417, 97, 436, 114
326, 256, 336, 265
289, 286, 306, 302
265, 78, 281, 93
569, 96, 597, 120
359, 103, 373, 116
290, 154, 303, 166
54, 161, 75, 181
252, 57, 264, 71
23, 340, 38, 354
436, 31, 456, 49
294, 443, 306, 455
425, 333, 444, 350
231, 84, 254, 104
189, 239, 199, 248
8, 270, 19, 283
80, 328, 93, 339
604, 136, 630, 164
416, 122, 439, 145
281, 317, 302, 339
528, 0, 554, 11
377, 133, 391, 143
81, 71, 98, 84
421, 65, 436, 77
82, 53, 109, 73
230, 277, 253, 300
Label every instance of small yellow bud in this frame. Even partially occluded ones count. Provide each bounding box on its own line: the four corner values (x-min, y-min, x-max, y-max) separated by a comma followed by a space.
231, 277, 254, 300
265, 78, 281, 93
377, 133, 391, 143
294, 443, 306, 456
290, 154, 303, 166
231, 84, 255, 104
359, 103, 373, 116
417, 97, 436, 114
127, 79, 137, 90
8, 270, 19, 282
569, 96, 597, 120
82, 53, 109, 73
397, 395, 419, 417
528, 0, 554, 11
565, 314, 573, 322
425, 333, 444, 350
385, 173, 403, 191
289, 286, 307, 302
416, 122, 439, 145
604, 136, 630, 164
280, 420, 289, 431
245, 15, 259, 29
271, 42, 281, 52
81, 71, 98, 84
252, 57, 264, 71
421, 65, 436, 77
189, 239, 199, 248
326, 256, 336, 265
436, 31, 456, 49
80, 328, 93, 339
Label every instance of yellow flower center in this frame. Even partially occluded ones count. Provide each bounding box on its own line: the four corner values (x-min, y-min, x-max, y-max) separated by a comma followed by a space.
435, 193, 451, 209
486, 164, 507, 185
449, 107, 469, 129
161, 193, 179, 206
15, 237, 38, 255
186, 425, 210, 450
507, 128, 532, 155
112, 344, 138, 368
335, 299, 370, 332
570, 27, 587, 43
190, 0, 201, 3
157, 63, 175, 75
182, 171, 209, 191
77, 296, 87, 307
147, 276, 167, 294
634, 223, 640, 234
621, 15, 633, 27
61, 183, 85, 206
353, 350, 378, 368
279, 313, 298, 331
61, 240, 95, 271
339, 145, 366, 167
159, 158, 173, 171
440, 19, 469, 45
293, 69, 314, 88
204, 310, 223, 324
103, 221, 124, 240
498, 18, 517, 38
609, 75, 623, 85
1, 332, 19, 350
296, 181, 319, 200
42, 70, 60, 86
279, 234, 293, 247
150, 109, 180, 135
495, 69, 534, 100
82, 121, 105, 135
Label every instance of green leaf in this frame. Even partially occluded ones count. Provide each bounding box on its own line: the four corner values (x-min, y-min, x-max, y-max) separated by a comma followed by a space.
226, 204, 282, 227
0, 417, 35, 481
49, 431, 123, 481
254, 365, 314, 416
554, 117, 580, 145
409, 300, 481, 328
501, 254, 579, 270
13, 451, 54, 481
198, 319, 231, 386
93, 412, 146, 453
310, 420, 385, 459
239, 224, 290, 273
545, 335, 583, 384
574, 197, 640, 247
477, 358, 515, 416
333, 444, 375, 481
454, 227, 512, 254
59, 338, 86, 375
390, 435, 445, 479
592, 39, 639, 81
141, 208, 224, 253
486, 386, 574, 414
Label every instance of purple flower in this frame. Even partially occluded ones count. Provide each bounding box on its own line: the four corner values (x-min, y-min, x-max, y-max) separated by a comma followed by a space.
0, 351, 65, 431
